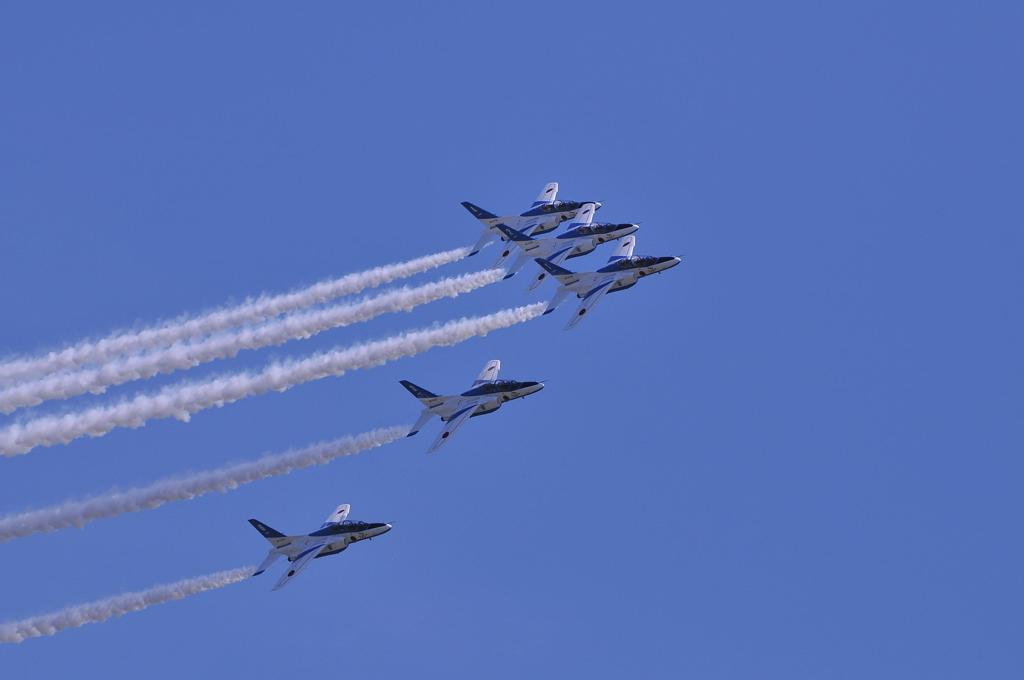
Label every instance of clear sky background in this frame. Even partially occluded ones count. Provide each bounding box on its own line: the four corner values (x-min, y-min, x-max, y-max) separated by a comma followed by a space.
1, 2, 1021, 678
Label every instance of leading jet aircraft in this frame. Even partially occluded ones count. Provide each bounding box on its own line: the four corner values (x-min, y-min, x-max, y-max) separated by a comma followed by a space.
492, 204, 640, 289
461, 182, 600, 256
401, 359, 544, 452
249, 503, 391, 590
534, 235, 681, 330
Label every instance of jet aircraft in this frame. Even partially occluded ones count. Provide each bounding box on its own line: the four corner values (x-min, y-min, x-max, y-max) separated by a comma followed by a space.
401, 359, 544, 452
461, 182, 600, 256
534, 235, 681, 329
249, 503, 391, 590
492, 204, 639, 288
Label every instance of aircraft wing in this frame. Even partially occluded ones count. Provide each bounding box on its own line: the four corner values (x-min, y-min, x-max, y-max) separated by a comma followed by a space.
428, 399, 482, 452
547, 246, 576, 268
565, 277, 618, 330
253, 550, 283, 577
493, 223, 539, 273
526, 246, 574, 291
468, 227, 495, 257
502, 251, 532, 279
408, 408, 435, 437
272, 540, 329, 591
493, 244, 516, 269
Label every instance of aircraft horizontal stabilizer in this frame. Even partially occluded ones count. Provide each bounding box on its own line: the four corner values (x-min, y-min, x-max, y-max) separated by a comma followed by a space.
249, 519, 284, 539
249, 519, 292, 550
461, 201, 498, 220
534, 257, 574, 278
399, 380, 438, 400
495, 224, 533, 243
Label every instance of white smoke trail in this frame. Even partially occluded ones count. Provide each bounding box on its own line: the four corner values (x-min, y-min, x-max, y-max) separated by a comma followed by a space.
0, 246, 470, 386
0, 303, 545, 456
0, 566, 253, 643
0, 270, 503, 413
0, 426, 408, 542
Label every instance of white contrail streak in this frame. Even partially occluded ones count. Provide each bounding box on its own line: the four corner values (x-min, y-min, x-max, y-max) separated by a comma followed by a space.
0, 246, 470, 385
0, 566, 253, 644
0, 303, 545, 456
0, 270, 503, 413
0, 426, 409, 542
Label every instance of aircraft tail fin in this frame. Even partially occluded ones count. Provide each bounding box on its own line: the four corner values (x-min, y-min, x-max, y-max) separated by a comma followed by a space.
530, 182, 559, 207
248, 519, 292, 549
568, 202, 597, 227
607, 234, 636, 262
474, 359, 501, 384
461, 201, 498, 220
321, 503, 350, 526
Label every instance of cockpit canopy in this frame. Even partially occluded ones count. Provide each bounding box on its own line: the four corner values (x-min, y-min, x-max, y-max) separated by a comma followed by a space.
540, 200, 581, 212
462, 379, 534, 396
602, 255, 666, 271
311, 519, 379, 536
629, 255, 664, 267
565, 222, 628, 237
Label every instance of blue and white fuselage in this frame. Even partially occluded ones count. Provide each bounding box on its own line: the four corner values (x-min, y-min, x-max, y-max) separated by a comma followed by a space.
534, 235, 682, 329
248, 503, 391, 590
461, 182, 600, 257
400, 359, 544, 452
492, 203, 639, 289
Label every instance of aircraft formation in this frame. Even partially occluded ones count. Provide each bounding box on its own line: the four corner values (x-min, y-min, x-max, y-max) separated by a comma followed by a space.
0, 181, 681, 633
249, 182, 680, 588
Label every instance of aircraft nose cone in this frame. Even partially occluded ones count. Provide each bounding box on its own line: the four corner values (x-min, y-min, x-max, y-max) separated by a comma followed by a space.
665, 256, 682, 269
520, 381, 544, 396
383, 523, 393, 533
594, 201, 603, 210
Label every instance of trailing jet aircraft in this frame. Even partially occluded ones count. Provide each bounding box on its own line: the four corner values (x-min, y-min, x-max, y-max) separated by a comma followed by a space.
492, 204, 639, 288
534, 235, 681, 330
249, 503, 391, 590
461, 182, 600, 256
401, 359, 544, 452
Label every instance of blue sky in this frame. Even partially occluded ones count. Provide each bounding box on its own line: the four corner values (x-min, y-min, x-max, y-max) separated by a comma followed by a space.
1, 2, 1021, 677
